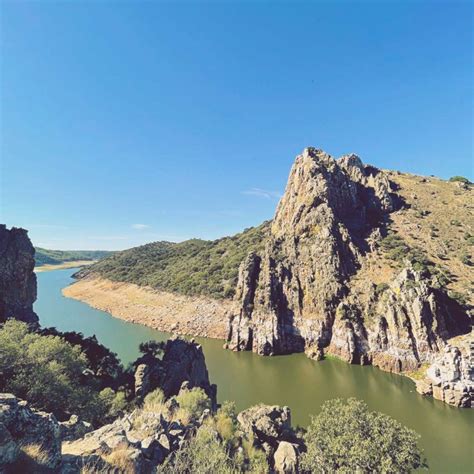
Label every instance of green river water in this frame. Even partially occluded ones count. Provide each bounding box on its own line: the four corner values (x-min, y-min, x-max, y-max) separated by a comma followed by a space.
35, 268, 473, 473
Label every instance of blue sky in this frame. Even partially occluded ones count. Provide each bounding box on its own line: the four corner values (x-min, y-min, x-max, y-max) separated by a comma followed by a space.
1, 1, 472, 250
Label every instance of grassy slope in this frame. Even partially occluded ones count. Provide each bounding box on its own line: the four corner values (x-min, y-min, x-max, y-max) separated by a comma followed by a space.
349, 172, 473, 307
35, 248, 112, 266
81, 222, 270, 299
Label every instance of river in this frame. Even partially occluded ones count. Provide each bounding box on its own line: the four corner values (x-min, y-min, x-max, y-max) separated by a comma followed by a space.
34, 268, 473, 473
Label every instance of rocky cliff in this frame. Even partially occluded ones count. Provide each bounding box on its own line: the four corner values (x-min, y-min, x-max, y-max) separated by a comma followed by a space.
226, 148, 471, 377
0, 225, 38, 324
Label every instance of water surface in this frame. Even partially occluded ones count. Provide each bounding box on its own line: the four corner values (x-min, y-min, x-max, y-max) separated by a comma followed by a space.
35, 269, 474, 473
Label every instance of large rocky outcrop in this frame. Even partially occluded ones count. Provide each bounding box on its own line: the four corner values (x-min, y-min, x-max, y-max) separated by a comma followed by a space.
0, 225, 38, 324
134, 336, 217, 410
0, 393, 61, 470
226, 148, 470, 378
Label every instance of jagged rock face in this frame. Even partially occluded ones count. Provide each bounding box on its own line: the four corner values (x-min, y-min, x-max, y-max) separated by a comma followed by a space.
133, 337, 217, 410
416, 344, 473, 408
226, 147, 470, 376
227, 148, 396, 356
0, 393, 61, 469
328, 268, 469, 372
0, 225, 38, 324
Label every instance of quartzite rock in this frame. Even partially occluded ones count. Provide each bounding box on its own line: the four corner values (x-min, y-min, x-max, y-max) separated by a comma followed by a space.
0, 394, 61, 469
226, 148, 470, 381
0, 225, 38, 324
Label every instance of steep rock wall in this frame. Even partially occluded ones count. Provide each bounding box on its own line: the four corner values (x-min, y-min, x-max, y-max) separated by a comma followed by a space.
0, 225, 38, 324
226, 148, 470, 373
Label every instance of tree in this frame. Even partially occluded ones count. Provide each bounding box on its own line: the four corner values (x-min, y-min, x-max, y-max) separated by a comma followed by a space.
300, 398, 426, 473
0, 320, 125, 425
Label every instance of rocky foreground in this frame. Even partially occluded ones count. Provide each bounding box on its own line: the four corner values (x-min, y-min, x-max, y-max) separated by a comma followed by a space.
0, 335, 300, 473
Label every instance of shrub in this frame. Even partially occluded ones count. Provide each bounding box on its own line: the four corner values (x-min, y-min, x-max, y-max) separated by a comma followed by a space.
158, 424, 235, 474
175, 388, 211, 423
0, 320, 120, 424
299, 398, 426, 473
449, 176, 471, 184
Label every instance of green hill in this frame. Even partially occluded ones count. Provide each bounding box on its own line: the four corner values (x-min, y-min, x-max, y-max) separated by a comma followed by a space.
35, 248, 112, 266
79, 222, 269, 299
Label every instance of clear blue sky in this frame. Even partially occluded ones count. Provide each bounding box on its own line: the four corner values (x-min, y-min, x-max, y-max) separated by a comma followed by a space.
1, 1, 472, 250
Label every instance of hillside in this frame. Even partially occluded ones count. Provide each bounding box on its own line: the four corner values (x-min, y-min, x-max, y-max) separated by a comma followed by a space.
35, 248, 112, 266
78, 222, 269, 299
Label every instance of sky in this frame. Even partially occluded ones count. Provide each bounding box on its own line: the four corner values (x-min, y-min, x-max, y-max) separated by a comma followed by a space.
1, 1, 472, 250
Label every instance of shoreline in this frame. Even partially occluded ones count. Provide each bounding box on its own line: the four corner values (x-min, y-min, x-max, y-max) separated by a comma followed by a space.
35, 260, 97, 273
62, 276, 231, 340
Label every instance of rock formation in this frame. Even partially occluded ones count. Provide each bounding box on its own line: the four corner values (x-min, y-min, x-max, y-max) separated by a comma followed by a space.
416, 343, 473, 408
134, 336, 217, 410
0, 393, 61, 469
226, 148, 471, 376
0, 225, 38, 324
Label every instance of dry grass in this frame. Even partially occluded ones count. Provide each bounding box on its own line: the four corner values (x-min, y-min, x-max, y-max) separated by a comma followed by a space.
102, 448, 138, 473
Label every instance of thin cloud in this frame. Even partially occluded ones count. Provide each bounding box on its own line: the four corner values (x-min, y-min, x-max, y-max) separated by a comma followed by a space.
242, 188, 282, 199
132, 224, 150, 230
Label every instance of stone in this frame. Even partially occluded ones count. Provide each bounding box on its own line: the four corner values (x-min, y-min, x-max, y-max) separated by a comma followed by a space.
274, 441, 298, 473
59, 414, 93, 441
0, 225, 38, 324
237, 405, 292, 447
0, 394, 61, 469
0, 422, 19, 467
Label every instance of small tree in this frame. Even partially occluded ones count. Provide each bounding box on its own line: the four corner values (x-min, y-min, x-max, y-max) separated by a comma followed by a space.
300, 398, 426, 473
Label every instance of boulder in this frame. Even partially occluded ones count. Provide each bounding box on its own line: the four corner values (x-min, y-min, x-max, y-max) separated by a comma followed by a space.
0, 394, 61, 469
237, 405, 292, 447
0, 422, 19, 467
273, 441, 298, 473
59, 415, 93, 442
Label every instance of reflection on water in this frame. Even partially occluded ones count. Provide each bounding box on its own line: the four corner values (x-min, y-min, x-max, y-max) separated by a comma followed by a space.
35, 269, 474, 473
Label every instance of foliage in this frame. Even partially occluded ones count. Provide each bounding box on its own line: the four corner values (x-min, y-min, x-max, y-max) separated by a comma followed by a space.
448, 176, 471, 184
381, 234, 433, 273
39, 327, 124, 388
174, 388, 212, 423
82, 222, 269, 299
139, 340, 166, 358
0, 320, 124, 424
299, 398, 426, 473
34, 248, 112, 266
158, 423, 236, 474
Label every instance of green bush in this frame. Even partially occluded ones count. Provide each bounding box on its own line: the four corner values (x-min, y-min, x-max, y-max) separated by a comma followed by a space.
175, 388, 211, 423
0, 320, 123, 424
449, 176, 471, 184
299, 398, 426, 473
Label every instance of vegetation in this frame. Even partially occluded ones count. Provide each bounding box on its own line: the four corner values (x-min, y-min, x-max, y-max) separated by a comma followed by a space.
83, 222, 269, 299
448, 176, 471, 184
160, 400, 268, 474
35, 248, 112, 266
380, 233, 433, 274
0, 320, 127, 425
299, 398, 426, 473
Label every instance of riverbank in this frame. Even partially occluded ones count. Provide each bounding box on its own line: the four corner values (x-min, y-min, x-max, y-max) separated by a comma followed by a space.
62, 276, 230, 339
35, 260, 96, 272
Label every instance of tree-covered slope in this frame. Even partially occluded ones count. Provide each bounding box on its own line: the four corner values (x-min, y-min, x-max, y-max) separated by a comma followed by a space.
35, 248, 112, 266
79, 222, 270, 299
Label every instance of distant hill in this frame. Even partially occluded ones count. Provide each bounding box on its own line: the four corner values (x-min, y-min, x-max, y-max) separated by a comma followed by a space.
35, 248, 112, 266
77, 222, 269, 299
